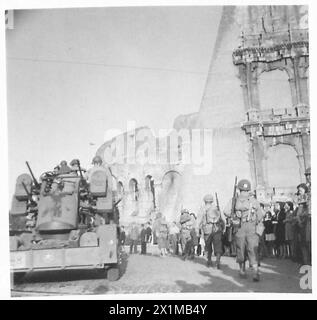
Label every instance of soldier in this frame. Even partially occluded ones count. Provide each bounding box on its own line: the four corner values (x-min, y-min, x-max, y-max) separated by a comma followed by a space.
53, 165, 60, 174
58, 160, 72, 174
199, 194, 225, 269
92, 155, 103, 166
85, 155, 102, 177
70, 159, 80, 175
224, 179, 263, 281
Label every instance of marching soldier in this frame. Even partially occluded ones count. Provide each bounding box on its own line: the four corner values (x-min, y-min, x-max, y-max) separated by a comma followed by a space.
199, 194, 225, 269
224, 179, 263, 281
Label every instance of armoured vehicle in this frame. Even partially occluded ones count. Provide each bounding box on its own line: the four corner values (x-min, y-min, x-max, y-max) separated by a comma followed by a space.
9, 160, 122, 282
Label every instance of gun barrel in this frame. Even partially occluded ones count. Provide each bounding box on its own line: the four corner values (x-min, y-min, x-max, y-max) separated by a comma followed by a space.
21, 181, 31, 198
26, 161, 40, 188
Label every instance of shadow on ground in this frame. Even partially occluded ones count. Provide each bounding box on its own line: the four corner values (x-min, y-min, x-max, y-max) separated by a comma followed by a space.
174, 256, 311, 293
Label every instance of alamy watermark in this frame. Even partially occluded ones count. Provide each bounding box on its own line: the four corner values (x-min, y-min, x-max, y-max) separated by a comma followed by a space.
101, 121, 213, 175
299, 265, 312, 290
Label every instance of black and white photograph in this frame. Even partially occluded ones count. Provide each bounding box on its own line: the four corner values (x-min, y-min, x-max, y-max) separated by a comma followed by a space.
2, 1, 314, 298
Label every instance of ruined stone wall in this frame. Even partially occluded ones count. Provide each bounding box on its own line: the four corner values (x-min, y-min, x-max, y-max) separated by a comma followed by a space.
175, 5, 309, 211
96, 127, 184, 224
97, 5, 310, 223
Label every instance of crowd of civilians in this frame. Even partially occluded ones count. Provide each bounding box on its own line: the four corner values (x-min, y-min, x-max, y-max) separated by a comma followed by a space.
119, 171, 311, 267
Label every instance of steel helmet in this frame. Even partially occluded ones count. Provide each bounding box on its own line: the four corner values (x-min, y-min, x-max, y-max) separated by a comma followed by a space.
203, 194, 214, 203
181, 208, 189, 214
92, 155, 103, 165
70, 159, 79, 166
180, 213, 191, 224
297, 183, 308, 193
237, 179, 251, 191
60, 160, 67, 166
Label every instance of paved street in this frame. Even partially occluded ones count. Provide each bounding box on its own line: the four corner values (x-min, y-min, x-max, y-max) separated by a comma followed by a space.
11, 246, 311, 296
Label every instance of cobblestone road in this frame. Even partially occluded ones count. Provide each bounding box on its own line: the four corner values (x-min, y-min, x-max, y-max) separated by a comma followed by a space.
11, 247, 311, 296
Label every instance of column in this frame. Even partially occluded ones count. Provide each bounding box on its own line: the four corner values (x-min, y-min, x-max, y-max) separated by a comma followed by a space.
297, 58, 309, 105
239, 65, 251, 111
250, 64, 260, 109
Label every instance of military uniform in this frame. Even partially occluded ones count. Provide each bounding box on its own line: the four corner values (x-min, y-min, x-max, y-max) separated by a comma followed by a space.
224, 180, 263, 281
199, 194, 225, 268
58, 160, 71, 174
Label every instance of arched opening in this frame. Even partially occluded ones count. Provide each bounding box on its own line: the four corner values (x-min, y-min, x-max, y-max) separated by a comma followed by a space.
129, 178, 139, 201
145, 175, 155, 209
145, 175, 152, 192
158, 171, 181, 221
266, 144, 301, 195
258, 69, 293, 110
117, 181, 124, 197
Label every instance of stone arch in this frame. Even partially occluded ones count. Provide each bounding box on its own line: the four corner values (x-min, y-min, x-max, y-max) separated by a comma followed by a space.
158, 170, 182, 222
144, 175, 153, 191
160, 170, 182, 184
257, 62, 294, 79
128, 178, 139, 201
257, 67, 293, 110
141, 174, 155, 214
117, 180, 124, 196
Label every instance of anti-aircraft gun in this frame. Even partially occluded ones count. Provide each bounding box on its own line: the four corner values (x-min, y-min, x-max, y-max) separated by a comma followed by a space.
9, 160, 122, 283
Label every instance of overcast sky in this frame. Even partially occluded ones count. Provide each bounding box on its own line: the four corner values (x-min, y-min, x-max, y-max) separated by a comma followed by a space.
6, 6, 222, 196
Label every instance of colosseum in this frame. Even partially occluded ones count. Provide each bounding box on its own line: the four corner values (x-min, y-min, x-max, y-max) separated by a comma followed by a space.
96, 5, 310, 225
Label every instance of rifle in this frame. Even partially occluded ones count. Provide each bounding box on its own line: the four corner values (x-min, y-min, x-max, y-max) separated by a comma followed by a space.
215, 192, 225, 234
26, 161, 40, 189
231, 176, 238, 217
227, 176, 238, 238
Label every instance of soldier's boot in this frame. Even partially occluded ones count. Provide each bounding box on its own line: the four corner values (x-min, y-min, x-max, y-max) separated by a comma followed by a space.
216, 254, 221, 270
239, 262, 247, 278
252, 265, 260, 282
